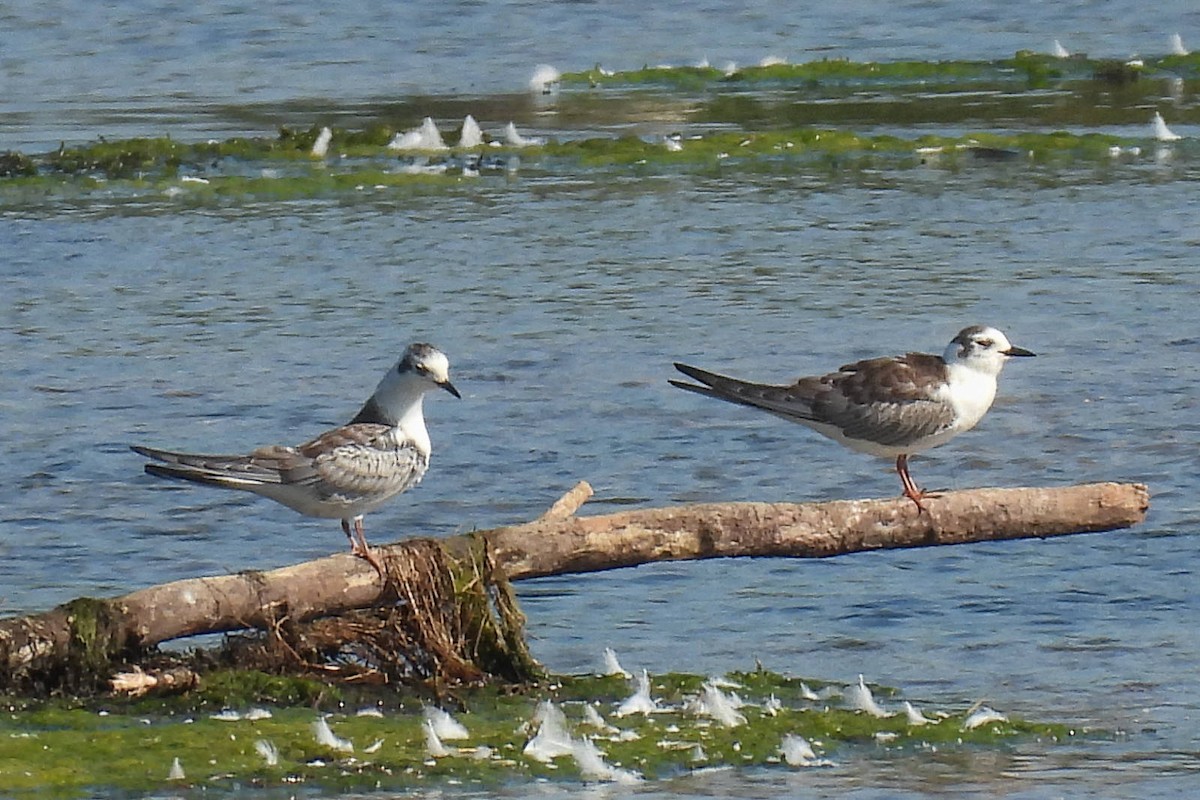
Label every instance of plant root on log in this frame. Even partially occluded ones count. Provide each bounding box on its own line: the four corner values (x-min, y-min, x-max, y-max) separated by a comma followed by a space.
0, 481, 1149, 696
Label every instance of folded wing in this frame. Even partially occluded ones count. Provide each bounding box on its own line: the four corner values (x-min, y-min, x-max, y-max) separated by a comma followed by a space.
671, 353, 956, 449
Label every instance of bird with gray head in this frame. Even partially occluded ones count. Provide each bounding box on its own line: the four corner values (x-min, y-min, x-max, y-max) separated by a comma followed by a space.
132, 343, 460, 575
670, 325, 1034, 510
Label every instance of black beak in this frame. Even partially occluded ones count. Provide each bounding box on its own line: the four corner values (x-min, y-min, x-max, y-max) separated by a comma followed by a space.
440, 380, 462, 399
1004, 345, 1036, 357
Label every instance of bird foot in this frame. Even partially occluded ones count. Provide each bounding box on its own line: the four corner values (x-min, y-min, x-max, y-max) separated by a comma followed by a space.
902, 487, 943, 513
349, 542, 386, 579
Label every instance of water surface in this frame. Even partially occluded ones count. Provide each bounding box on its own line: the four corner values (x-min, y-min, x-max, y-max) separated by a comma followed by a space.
2, 2, 1200, 797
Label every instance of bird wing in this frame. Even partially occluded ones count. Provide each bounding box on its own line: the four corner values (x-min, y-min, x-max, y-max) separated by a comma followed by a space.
132, 422, 425, 498
809, 353, 957, 446
291, 423, 429, 503
672, 353, 956, 448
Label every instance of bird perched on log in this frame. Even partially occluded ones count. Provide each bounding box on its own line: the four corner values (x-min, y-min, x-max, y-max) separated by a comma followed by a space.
132, 343, 460, 575
670, 325, 1034, 510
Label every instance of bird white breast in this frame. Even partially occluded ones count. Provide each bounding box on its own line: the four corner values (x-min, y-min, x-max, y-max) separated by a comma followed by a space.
940, 361, 999, 433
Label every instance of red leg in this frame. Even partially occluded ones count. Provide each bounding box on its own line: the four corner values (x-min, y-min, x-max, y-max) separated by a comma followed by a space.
895, 454, 928, 512
352, 516, 385, 577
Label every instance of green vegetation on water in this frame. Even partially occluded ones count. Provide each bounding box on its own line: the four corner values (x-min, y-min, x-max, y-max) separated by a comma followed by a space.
1, 51, 1192, 205
561, 50, 1200, 88
0, 668, 1083, 797
0, 125, 1143, 206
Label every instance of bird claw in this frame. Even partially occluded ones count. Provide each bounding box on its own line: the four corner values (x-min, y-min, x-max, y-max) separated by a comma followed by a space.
353, 545, 386, 579
903, 487, 945, 513
904, 489, 928, 513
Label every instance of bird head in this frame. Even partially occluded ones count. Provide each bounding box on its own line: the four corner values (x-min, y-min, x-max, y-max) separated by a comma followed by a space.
395, 343, 460, 398
944, 326, 1035, 374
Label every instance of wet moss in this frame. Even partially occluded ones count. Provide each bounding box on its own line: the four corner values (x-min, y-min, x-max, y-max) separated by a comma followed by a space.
0, 151, 37, 177
0, 669, 1086, 797
192, 670, 335, 709
444, 533, 545, 684
0, 122, 1142, 207
561, 51, 1200, 90
0, 50, 1179, 207
563, 59, 999, 88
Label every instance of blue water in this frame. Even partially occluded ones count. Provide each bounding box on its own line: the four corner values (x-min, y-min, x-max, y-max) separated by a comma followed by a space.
3, 2, 1200, 797
4, 0, 1200, 149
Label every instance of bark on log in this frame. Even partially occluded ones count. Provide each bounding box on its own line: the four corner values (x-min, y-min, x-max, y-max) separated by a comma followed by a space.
490, 481, 1150, 579
0, 482, 1149, 691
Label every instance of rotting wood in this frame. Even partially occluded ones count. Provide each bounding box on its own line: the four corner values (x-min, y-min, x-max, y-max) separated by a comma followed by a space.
0, 481, 1149, 693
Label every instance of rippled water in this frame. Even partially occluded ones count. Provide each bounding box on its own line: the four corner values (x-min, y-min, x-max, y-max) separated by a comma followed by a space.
3, 172, 1199, 796
5, 0, 1200, 149
3, 1, 1200, 797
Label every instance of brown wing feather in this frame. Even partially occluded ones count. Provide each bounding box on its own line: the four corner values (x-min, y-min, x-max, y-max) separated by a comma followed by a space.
812, 353, 955, 445
673, 352, 956, 449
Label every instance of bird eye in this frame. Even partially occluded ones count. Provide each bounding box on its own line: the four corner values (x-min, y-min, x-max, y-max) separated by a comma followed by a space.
977, 339, 993, 348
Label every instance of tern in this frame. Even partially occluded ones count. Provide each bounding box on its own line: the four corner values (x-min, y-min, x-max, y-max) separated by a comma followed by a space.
133, 343, 459, 574
670, 325, 1034, 510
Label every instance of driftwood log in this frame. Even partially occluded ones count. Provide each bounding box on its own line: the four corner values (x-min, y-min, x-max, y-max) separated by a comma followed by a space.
0, 482, 1149, 693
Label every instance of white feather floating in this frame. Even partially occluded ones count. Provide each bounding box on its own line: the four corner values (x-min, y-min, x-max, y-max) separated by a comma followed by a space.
571, 737, 643, 784
312, 716, 353, 753
780, 733, 817, 766
615, 669, 660, 717
602, 647, 631, 678
459, 115, 484, 148
424, 706, 470, 740
1153, 111, 1182, 142
311, 126, 332, 158
388, 117, 448, 151
424, 718, 451, 758
904, 701, 932, 726
254, 739, 279, 766
963, 705, 1009, 730
523, 700, 575, 762
843, 674, 889, 718
690, 683, 746, 727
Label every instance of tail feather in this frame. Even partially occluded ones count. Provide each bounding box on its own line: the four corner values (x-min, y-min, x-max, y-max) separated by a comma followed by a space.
131, 444, 244, 467
132, 444, 280, 487
143, 461, 264, 489
671, 362, 818, 422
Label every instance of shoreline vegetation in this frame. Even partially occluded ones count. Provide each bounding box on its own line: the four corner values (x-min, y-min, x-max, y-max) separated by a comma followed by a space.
0, 666, 1083, 796
1, 52, 1196, 203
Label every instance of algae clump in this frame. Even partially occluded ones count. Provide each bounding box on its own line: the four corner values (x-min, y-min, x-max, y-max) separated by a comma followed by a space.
0, 669, 1088, 797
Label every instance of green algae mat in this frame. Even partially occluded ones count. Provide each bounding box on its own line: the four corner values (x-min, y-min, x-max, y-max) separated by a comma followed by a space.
0, 668, 1082, 797
2, 51, 1197, 207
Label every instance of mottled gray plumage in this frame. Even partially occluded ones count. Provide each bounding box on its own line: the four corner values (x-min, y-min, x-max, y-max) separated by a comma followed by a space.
133, 343, 459, 572
671, 325, 1034, 509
